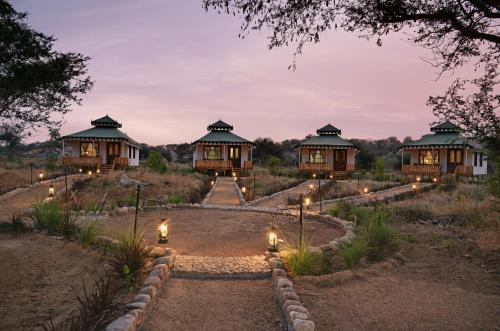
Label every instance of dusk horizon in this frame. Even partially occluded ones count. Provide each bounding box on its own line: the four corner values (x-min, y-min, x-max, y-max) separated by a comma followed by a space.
12, 0, 476, 145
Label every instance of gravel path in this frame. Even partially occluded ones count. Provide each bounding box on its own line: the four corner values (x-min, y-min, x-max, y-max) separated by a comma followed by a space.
249, 180, 316, 209
142, 278, 282, 331
205, 177, 241, 206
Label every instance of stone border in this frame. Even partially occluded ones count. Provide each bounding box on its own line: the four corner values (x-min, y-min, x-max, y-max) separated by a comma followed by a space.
272, 268, 315, 331
247, 180, 312, 207
201, 177, 220, 206
106, 247, 177, 331
0, 174, 84, 202
233, 178, 247, 205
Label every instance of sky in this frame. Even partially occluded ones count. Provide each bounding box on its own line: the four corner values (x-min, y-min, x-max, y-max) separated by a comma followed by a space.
12, 0, 474, 145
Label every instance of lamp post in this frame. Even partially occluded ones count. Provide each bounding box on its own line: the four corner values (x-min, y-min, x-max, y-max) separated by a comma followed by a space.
30, 162, 33, 185
158, 218, 168, 243
268, 225, 278, 252
133, 183, 140, 237
38, 171, 44, 181
318, 176, 322, 214
299, 193, 304, 251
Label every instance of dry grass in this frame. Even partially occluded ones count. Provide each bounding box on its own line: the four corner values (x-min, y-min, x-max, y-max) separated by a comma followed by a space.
319, 179, 401, 200
0, 164, 64, 195
239, 167, 304, 199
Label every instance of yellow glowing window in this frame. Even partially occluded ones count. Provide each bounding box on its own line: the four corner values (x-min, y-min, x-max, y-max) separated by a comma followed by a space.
204, 146, 221, 160
80, 142, 99, 157
419, 150, 439, 165
309, 150, 326, 164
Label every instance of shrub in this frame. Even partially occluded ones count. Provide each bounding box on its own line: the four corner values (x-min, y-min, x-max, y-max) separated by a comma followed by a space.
10, 212, 27, 232
388, 203, 433, 223
80, 220, 100, 247
285, 239, 330, 275
59, 214, 79, 238
121, 192, 137, 207
374, 157, 385, 181
167, 193, 185, 204
107, 233, 152, 288
45, 154, 58, 171
146, 150, 166, 173
266, 156, 281, 176
340, 237, 368, 267
439, 175, 457, 192
30, 201, 63, 234
363, 209, 398, 258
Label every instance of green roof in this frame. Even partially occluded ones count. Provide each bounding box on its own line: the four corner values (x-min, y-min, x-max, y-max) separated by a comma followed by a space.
91, 115, 122, 128
208, 120, 233, 131
62, 127, 139, 146
401, 132, 475, 149
317, 123, 341, 135
193, 131, 252, 145
299, 134, 356, 148
430, 121, 462, 133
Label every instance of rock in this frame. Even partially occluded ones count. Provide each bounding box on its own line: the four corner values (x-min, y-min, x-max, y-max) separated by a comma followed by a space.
143, 276, 161, 289
32, 229, 40, 233
282, 291, 300, 303
289, 311, 308, 322
117, 207, 129, 215
431, 219, 440, 225
418, 220, 427, 225
133, 294, 151, 305
308, 246, 322, 255
293, 319, 315, 331
272, 269, 286, 280
127, 309, 144, 325
127, 301, 147, 312
156, 256, 174, 268
139, 286, 157, 299
119, 175, 140, 188
105, 314, 137, 331
164, 248, 177, 256
286, 305, 310, 320
283, 299, 302, 312
149, 268, 166, 281
276, 277, 293, 289
150, 246, 166, 258
269, 258, 283, 270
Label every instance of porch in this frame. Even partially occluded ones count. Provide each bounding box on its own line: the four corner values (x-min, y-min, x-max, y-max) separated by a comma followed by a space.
298, 162, 355, 173
62, 155, 129, 171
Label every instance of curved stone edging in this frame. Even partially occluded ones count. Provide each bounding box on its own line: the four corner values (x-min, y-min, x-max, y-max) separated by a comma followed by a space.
201, 177, 219, 206
106, 247, 177, 331
233, 179, 247, 205
247, 180, 312, 207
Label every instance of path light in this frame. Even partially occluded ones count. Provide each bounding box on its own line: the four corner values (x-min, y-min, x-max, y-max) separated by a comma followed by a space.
38, 172, 44, 180
158, 218, 168, 243
433, 177, 438, 183
48, 184, 55, 197
232, 172, 236, 177
96, 169, 100, 175
88, 170, 92, 176
363, 187, 369, 194
309, 184, 314, 190
211, 180, 215, 186
234, 177, 238, 181
215, 172, 218, 176
304, 197, 311, 207
412, 183, 418, 190
329, 174, 333, 179
416, 176, 421, 182
268, 225, 278, 252
242, 187, 246, 193
312, 173, 316, 178
78, 168, 83, 173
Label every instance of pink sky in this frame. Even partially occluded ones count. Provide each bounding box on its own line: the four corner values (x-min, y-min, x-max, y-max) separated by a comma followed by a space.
14, 0, 474, 145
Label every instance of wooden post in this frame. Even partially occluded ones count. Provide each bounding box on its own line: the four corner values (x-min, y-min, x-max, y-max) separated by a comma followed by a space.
318, 177, 322, 214
253, 172, 256, 200
299, 193, 304, 251
64, 166, 69, 223
30, 162, 33, 185
134, 184, 140, 237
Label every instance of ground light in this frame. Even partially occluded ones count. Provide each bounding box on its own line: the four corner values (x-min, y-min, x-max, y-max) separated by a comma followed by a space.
312, 173, 316, 178
412, 183, 418, 190
234, 177, 237, 181
268, 225, 278, 252
363, 187, 369, 194
232, 172, 236, 177
38, 172, 44, 180
433, 177, 438, 183
88, 170, 92, 176
215, 172, 218, 176
78, 168, 83, 173
416, 176, 421, 182
158, 218, 168, 243
242, 187, 246, 193
304, 197, 311, 208
96, 169, 100, 175
309, 184, 314, 190
48, 184, 55, 197
329, 174, 333, 179
210, 180, 215, 186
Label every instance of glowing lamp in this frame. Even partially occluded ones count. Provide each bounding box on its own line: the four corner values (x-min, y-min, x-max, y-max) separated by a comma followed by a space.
304, 197, 311, 206
268, 225, 278, 252
416, 176, 421, 182
242, 187, 246, 193
96, 169, 100, 174
88, 170, 92, 176
211, 180, 215, 186
329, 174, 333, 179
234, 177, 237, 181
412, 183, 417, 190
312, 173, 316, 178
78, 168, 83, 173
363, 187, 369, 194
48, 184, 55, 197
38, 172, 44, 180
309, 184, 314, 190
433, 177, 438, 183
158, 218, 168, 243
215, 172, 219, 176
232, 172, 236, 177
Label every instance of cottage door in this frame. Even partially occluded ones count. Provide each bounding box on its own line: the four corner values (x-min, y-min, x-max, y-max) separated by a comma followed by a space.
107, 143, 120, 165
447, 149, 463, 174
229, 146, 241, 168
334, 150, 347, 171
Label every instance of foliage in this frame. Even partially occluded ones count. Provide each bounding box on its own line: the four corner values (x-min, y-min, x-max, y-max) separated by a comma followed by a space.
107, 233, 152, 288
10, 212, 27, 232
340, 237, 368, 268
439, 175, 457, 192
266, 155, 281, 175
0, 1, 93, 132
35, 272, 127, 331
80, 220, 100, 248
121, 192, 137, 207
388, 203, 433, 223
0, 123, 23, 153
146, 150, 166, 173
167, 193, 185, 204
30, 201, 63, 234
363, 210, 398, 257
45, 154, 58, 171
374, 157, 385, 181
286, 239, 330, 275
327, 202, 368, 224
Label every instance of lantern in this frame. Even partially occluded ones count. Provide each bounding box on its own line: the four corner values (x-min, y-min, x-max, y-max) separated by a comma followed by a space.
242, 187, 246, 193
363, 187, 369, 194
38, 172, 44, 180
211, 180, 215, 186
215, 172, 219, 176
78, 168, 83, 173
268, 225, 278, 252
48, 184, 55, 197
96, 169, 100, 175
309, 184, 314, 190
88, 170, 92, 176
412, 183, 417, 190
312, 173, 316, 178
433, 177, 438, 183
304, 197, 311, 207
329, 174, 333, 179
234, 177, 237, 181
416, 176, 421, 182
158, 218, 168, 243
232, 172, 236, 177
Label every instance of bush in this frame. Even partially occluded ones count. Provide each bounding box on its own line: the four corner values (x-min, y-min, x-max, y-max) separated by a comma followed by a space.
388, 203, 433, 223
45, 154, 59, 171
363, 209, 398, 258
10, 212, 27, 232
439, 175, 457, 192
340, 237, 368, 267
285, 239, 330, 275
107, 233, 152, 288
147, 150, 167, 173
266, 156, 281, 176
374, 157, 385, 181
121, 192, 137, 207
30, 201, 63, 234
80, 221, 100, 247
167, 193, 185, 204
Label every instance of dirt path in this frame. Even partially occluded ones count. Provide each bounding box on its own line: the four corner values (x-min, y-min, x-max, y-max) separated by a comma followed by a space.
293, 224, 500, 331
142, 278, 282, 331
205, 177, 241, 206
0, 232, 102, 330
250, 180, 316, 209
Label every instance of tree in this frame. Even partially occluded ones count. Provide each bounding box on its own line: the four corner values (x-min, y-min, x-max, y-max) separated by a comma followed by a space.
0, 123, 23, 155
374, 157, 385, 181
0, 1, 93, 133
146, 150, 166, 173
266, 155, 281, 175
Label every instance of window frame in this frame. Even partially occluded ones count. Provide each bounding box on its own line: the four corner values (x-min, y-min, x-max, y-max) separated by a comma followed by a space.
80, 142, 100, 157
309, 149, 327, 164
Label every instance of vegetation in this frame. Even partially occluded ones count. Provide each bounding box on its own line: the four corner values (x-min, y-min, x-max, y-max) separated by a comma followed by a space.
10, 212, 26, 232
285, 238, 330, 276
80, 220, 100, 248
30, 201, 64, 235
340, 237, 368, 268
266, 155, 281, 175
374, 157, 385, 181
146, 150, 167, 173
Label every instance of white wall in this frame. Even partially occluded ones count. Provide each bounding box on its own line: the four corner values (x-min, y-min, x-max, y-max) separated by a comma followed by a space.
126, 143, 140, 167
472, 150, 488, 175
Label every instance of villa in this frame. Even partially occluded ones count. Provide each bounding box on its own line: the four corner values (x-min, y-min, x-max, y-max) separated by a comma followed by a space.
297, 124, 358, 178
192, 120, 254, 176
400, 121, 488, 178
61, 115, 140, 172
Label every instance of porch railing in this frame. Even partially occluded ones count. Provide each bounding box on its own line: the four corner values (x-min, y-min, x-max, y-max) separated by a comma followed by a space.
244, 160, 253, 169
299, 163, 331, 172
454, 165, 473, 176
195, 159, 232, 170
63, 156, 101, 166
402, 164, 440, 175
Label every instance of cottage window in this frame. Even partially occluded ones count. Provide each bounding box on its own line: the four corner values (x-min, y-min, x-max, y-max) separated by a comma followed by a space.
309, 150, 326, 164
474, 152, 477, 166
419, 150, 439, 165
80, 142, 99, 157
129, 146, 132, 159
133, 147, 136, 158
449, 149, 462, 163
204, 146, 222, 160
480, 153, 483, 167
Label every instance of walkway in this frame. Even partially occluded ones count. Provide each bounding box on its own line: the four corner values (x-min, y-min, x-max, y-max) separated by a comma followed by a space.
142, 278, 282, 331
205, 177, 241, 206
250, 180, 323, 209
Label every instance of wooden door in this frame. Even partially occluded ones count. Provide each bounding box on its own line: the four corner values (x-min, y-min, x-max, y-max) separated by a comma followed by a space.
334, 150, 347, 171
228, 146, 241, 168
447, 149, 463, 174
107, 143, 120, 165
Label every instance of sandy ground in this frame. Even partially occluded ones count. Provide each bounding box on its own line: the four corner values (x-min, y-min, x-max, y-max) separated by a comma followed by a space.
293, 224, 500, 331
206, 178, 241, 206
250, 180, 315, 208
0, 232, 103, 330
142, 278, 282, 331
100, 209, 344, 256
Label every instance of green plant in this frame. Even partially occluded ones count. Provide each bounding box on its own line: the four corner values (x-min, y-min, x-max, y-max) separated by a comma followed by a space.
388, 203, 433, 223
146, 150, 166, 173
45, 154, 58, 171
340, 237, 368, 267
374, 157, 385, 181
80, 220, 100, 247
285, 239, 330, 275
30, 201, 63, 234
59, 214, 79, 237
167, 193, 185, 204
107, 232, 152, 287
363, 209, 398, 258
266, 156, 281, 176
439, 175, 457, 192
10, 212, 27, 232
121, 192, 137, 207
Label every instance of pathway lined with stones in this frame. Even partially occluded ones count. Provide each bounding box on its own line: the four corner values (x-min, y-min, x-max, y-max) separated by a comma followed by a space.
249, 180, 321, 209
142, 278, 282, 331
308, 183, 433, 213
205, 177, 241, 206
